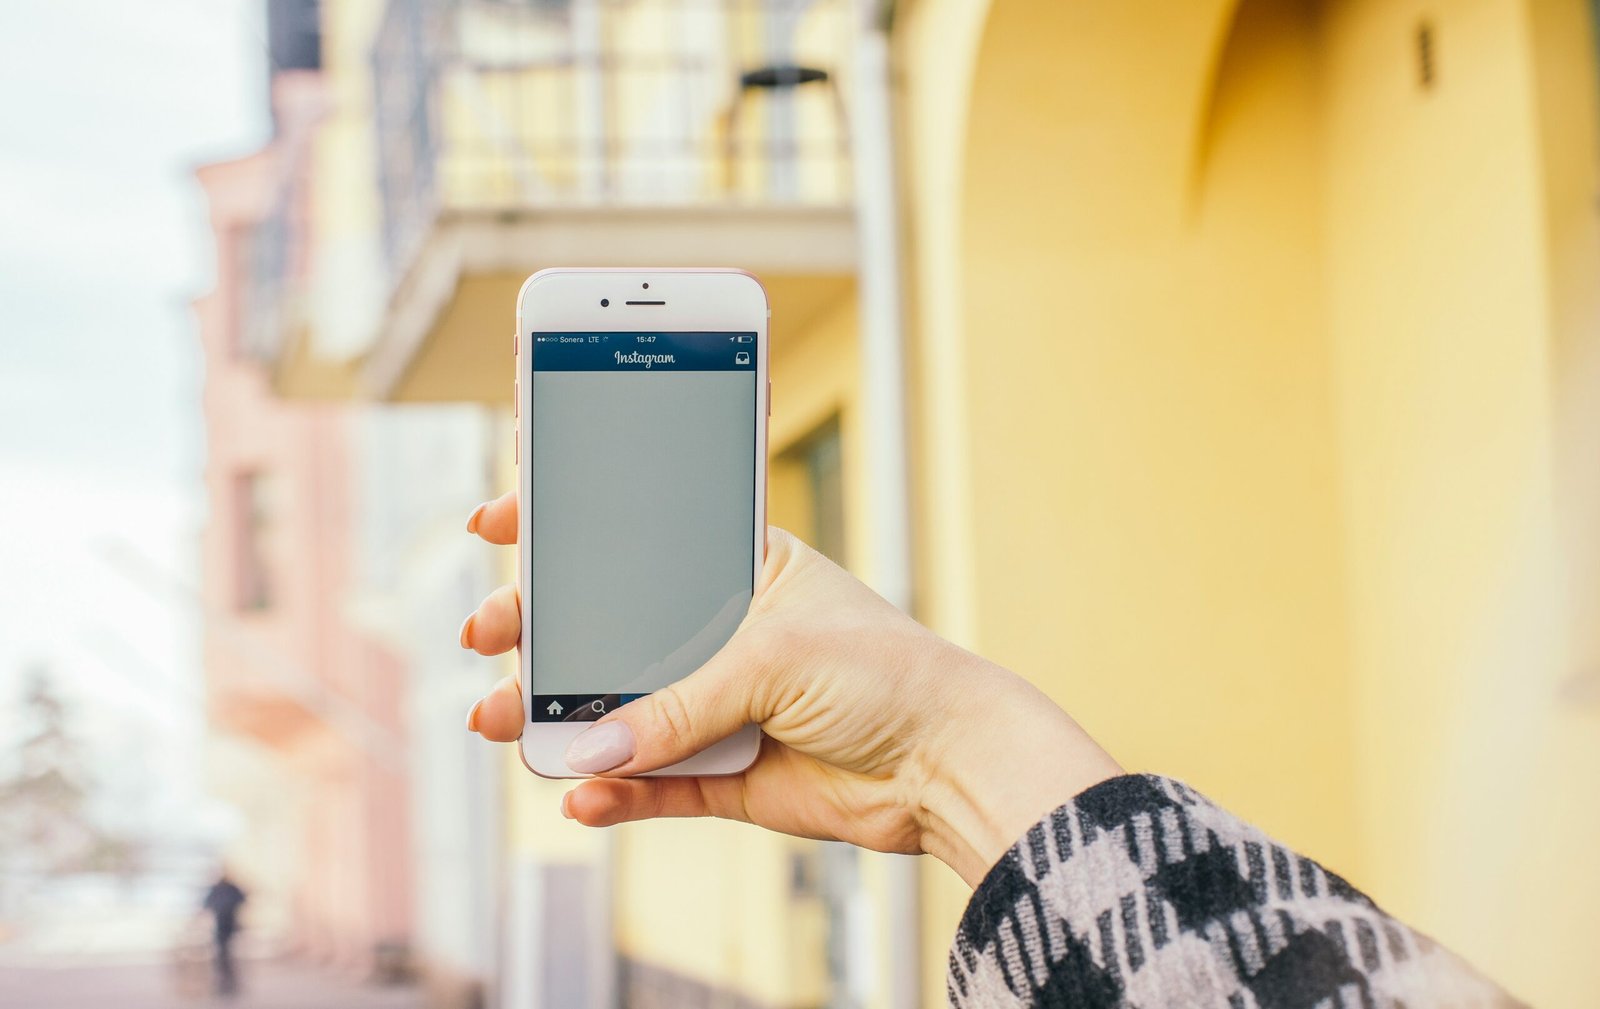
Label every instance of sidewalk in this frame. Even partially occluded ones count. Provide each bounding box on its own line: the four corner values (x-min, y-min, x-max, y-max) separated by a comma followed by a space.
0, 959, 426, 1009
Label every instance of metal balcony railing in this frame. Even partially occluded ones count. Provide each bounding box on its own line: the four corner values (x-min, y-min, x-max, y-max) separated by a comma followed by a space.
371, 0, 856, 272
241, 173, 306, 364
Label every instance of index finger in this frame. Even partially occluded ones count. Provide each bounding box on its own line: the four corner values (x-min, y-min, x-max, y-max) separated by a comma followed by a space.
466, 490, 518, 545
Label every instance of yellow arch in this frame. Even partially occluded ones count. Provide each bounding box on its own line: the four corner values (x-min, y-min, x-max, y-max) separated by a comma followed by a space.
948, 0, 1359, 914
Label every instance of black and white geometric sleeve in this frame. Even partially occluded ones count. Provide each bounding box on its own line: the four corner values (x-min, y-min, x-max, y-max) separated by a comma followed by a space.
947, 775, 1520, 1009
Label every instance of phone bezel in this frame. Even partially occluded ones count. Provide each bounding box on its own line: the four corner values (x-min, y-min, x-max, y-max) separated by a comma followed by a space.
514, 268, 767, 779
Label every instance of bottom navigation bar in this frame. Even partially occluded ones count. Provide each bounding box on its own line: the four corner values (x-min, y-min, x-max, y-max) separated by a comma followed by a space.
530, 693, 648, 723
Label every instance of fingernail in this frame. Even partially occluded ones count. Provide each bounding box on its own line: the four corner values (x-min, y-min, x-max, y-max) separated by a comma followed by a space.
466, 502, 489, 534
560, 792, 574, 819
565, 721, 635, 774
466, 699, 483, 732
458, 614, 475, 650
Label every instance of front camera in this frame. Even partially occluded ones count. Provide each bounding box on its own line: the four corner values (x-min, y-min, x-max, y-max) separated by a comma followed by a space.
600, 298, 610, 307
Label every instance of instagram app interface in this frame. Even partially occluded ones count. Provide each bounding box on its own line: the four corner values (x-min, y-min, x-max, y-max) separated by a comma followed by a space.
527, 331, 757, 722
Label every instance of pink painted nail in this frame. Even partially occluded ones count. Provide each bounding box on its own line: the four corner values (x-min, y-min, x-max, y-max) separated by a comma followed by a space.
466, 502, 489, 534
560, 792, 574, 819
466, 699, 483, 732
564, 721, 635, 774
458, 614, 475, 650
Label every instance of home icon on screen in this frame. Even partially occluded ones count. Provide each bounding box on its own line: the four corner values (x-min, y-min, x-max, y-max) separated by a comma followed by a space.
546, 701, 564, 716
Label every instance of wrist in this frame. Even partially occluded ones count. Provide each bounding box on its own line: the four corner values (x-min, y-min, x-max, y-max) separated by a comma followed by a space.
913, 663, 1121, 887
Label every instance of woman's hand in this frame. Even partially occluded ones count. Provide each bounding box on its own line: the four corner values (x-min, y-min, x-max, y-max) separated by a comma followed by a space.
460, 491, 1121, 887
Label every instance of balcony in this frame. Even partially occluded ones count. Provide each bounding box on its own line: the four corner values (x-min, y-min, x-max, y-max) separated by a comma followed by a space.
242, 174, 305, 363
237, 71, 365, 397
363, 0, 861, 402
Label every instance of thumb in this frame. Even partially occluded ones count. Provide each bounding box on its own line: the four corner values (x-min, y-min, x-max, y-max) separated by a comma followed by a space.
563, 639, 765, 776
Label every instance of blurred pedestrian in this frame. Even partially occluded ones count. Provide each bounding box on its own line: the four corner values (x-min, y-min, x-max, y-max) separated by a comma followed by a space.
201, 868, 248, 997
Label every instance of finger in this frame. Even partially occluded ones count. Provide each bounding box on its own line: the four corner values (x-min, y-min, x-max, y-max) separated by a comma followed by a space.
460, 584, 521, 655
468, 674, 524, 742
562, 775, 751, 827
563, 635, 773, 776
466, 490, 518, 545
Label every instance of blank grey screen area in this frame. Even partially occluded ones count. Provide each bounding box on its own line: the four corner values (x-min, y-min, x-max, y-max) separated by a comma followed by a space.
529, 371, 756, 694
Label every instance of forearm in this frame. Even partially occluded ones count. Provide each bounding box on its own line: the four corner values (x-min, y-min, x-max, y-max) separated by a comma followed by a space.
915, 665, 1122, 888
946, 775, 1520, 1009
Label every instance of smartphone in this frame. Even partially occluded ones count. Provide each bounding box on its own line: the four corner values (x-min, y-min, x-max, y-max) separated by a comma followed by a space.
515, 268, 768, 778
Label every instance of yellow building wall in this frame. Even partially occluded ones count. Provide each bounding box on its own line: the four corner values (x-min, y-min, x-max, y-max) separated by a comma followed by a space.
610, 819, 828, 1007
1530, 0, 1600, 989
1321, 1, 1600, 1003
899, 0, 1600, 1005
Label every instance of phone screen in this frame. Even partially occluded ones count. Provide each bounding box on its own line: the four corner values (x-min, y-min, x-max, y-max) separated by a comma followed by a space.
526, 331, 757, 723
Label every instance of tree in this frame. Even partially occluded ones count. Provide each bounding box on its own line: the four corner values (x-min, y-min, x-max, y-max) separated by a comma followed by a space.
0, 663, 99, 873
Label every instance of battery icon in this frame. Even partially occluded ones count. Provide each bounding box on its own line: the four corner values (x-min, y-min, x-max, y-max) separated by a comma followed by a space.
733, 335, 754, 343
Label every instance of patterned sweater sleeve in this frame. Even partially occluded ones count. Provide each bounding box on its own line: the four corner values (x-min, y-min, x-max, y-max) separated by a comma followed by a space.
946, 775, 1520, 1009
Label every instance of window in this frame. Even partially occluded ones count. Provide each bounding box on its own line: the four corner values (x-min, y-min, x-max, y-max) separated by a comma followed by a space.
233, 471, 274, 612
801, 418, 846, 564
266, 0, 321, 73
774, 415, 846, 564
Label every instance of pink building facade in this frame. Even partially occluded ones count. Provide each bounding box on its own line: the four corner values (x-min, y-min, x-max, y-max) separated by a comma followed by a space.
192, 66, 415, 972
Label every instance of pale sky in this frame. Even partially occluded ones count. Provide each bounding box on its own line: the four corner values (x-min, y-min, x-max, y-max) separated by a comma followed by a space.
0, 0, 268, 839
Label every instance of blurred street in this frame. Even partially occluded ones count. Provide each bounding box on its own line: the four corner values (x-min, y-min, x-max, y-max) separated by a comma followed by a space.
0, 960, 424, 1009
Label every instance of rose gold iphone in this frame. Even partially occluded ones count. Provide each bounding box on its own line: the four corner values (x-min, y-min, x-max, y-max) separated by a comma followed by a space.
515, 268, 767, 778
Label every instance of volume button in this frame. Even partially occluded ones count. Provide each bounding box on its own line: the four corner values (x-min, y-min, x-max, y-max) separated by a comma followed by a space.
767, 379, 772, 417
